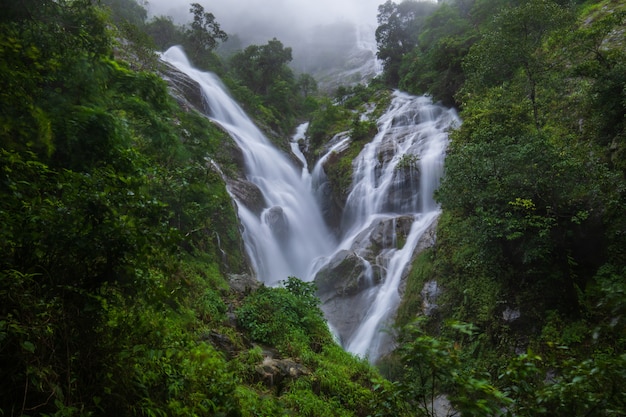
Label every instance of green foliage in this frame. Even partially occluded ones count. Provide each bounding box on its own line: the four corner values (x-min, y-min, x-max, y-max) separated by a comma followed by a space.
145, 15, 184, 51
398, 319, 510, 417
100, 0, 147, 26
230, 38, 293, 95
395, 249, 434, 328
236, 278, 331, 355
398, 3, 477, 106
298, 73, 319, 98
391, 1, 626, 416
184, 3, 228, 64
227, 38, 316, 134
308, 84, 390, 154
349, 117, 378, 142
307, 98, 352, 152
463, 0, 575, 126
375, 0, 438, 85
306, 86, 390, 209
0, 0, 110, 160
323, 145, 365, 204
0, 1, 250, 414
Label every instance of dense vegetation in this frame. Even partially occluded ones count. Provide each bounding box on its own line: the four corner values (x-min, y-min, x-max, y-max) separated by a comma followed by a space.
0, 1, 394, 416
2, 0, 625, 415
383, 0, 626, 415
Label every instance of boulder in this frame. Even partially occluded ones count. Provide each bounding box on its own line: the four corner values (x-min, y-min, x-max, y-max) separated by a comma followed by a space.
314, 250, 379, 301
228, 273, 261, 293
264, 206, 289, 240
365, 215, 415, 250
227, 178, 267, 216
255, 357, 310, 389
161, 63, 207, 112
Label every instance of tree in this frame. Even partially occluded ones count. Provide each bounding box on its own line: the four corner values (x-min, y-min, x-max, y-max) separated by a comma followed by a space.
145, 15, 184, 51
230, 38, 293, 95
398, 2, 476, 106
375, 0, 437, 85
100, 0, 147, 26
463, 0, 574, 127
566, 11, 626, 162
398, 320, 509, 416
297, 73, 318, 98
184, 3, 227, 64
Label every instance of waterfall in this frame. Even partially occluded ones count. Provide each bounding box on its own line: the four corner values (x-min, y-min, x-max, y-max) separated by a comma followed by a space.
160, 47, 459, 361
161, 46, 335, 286
314, 92, 459, 361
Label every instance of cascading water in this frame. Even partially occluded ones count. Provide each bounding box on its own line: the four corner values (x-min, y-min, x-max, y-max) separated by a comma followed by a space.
160, 46, 459, 361
161, 46, 334, 285
313, 92, 459, 361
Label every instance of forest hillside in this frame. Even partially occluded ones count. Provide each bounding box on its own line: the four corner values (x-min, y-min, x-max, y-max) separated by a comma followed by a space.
1, 0, 625, 416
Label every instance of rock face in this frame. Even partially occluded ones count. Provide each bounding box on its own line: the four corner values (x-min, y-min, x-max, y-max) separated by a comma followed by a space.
315, 215, 437, 347
315, 174, 345, 233
228, 273, 261, 293
161, 60, 275, 221
264, 206, 289, 240
421, 280, 441, 316
316, 216, 416, 301
161, 62, 207, 112
227, 178, 267, 216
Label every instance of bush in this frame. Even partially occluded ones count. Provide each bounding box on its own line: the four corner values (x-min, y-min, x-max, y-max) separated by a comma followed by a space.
236, 278, 331, 355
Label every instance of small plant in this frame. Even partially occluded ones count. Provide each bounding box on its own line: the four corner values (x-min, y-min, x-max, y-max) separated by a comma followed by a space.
395, 153, 420, 171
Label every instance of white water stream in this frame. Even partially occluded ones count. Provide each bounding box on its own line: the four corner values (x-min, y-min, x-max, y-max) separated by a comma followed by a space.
316, 93, 459, 360
161, 46, 459, 361
162, 47, 334, 286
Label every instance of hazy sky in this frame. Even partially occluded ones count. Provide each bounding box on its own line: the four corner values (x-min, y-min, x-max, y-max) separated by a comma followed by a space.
146, 0, 390, 41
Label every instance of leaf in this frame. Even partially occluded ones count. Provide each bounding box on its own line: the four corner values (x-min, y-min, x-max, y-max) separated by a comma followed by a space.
22, 340, 36, 353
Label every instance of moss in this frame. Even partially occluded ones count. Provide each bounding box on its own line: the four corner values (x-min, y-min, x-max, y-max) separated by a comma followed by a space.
323, 143, 365, 202
396, 249, 435, 329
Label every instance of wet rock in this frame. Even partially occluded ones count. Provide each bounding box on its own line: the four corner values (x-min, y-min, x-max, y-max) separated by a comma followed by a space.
319, 289, 376, 346
502, 307, 521, 322
264, 206, 289, 240
315, 250, 378, 301
421, 280, 441, 316
161, 63, 207, 112
315, 179, 345, 233
255, 357, 310, 389
227, 178, 267, 216
376, 138, 398, 168
366, 215, 415, 250
200, 331, 237, 359
228, 273, 261, 293
320, 214, 440, 349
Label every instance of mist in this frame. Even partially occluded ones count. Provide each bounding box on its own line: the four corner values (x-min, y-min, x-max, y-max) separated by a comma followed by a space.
146, 0, 387, 38
146, 0, 392, 87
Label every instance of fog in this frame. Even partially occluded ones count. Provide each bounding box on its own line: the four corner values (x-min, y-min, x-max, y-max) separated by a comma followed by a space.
146, 0, 387, 38
146, 0, 391, 86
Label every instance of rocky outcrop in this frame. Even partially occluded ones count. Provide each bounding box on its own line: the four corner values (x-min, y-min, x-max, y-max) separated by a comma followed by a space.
264, 206, 289, 240
421, 280, 441, 316
253, 347, 310, 391
316, 216, 416, 302
315, 214, 437, 347
255, 357, 310, 388
228, 273, 261, 293
161, 62, 208, 114
161, 61, 270, 220
227, 177, 267, 216
364, 215, 415, 251
200, 331, 239, 359
315, 250, 380, 300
